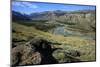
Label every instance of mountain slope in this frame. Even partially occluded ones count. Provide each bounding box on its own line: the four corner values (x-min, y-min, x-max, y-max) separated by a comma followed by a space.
12, 22, 95, 65
12, 11, 31, 21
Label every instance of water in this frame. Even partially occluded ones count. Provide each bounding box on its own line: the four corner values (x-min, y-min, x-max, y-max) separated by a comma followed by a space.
50, 26, 95, 40
51, 26, 82, 36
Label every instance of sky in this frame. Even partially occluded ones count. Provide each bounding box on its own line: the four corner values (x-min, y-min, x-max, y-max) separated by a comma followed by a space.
12, 1, 96, 14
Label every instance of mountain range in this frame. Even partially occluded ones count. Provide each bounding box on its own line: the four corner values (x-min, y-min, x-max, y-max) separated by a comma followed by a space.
12, 10, 96, 32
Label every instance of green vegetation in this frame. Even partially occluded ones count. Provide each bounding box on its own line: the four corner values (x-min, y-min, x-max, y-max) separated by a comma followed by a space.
14, 21, 59, 32
12, 22, 96, 62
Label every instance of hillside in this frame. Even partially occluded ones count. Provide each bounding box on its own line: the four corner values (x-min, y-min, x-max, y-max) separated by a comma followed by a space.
12, 22, 95, 66
12, 10, 96, 66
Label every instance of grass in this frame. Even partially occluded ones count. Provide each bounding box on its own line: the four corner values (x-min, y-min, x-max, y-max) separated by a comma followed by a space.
12, 22, 96, 62
14, 21, 59, 32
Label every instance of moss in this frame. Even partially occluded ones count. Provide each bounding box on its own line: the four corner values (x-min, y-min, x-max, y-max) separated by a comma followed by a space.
53, 50, 66, 63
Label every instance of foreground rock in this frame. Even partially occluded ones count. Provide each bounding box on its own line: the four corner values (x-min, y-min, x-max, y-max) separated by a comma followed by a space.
12, 42, 41, 66
12, 37, 81, 66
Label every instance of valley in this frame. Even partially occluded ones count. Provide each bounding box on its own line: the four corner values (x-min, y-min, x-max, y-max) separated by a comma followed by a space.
12, 10, 96, 66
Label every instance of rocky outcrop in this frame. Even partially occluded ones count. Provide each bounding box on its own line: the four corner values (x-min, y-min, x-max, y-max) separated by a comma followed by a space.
12, 42, 41, 66
12, 37, 81, 66
12, 37, 60, 66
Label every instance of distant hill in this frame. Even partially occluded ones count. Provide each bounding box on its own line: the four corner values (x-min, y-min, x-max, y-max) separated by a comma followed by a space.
29, 10, 95, 20
30, 10, 67, 20
12, 11, 31, 21
12, 10, 96, 32
12, 10, 95, 21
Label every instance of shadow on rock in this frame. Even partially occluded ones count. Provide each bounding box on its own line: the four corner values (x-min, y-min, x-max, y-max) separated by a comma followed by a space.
12, 37, 61, 66
30, 38, 61, 64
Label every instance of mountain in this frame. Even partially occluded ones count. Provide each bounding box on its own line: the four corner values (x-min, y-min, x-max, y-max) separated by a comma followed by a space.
30, 10, 67, 20
12, 10, 95, 22
12, 11, 31, 21
12, 10, 96, 32
29, 10, 95, 21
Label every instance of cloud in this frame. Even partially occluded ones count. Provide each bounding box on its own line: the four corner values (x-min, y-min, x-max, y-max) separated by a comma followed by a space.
12, 1, 38, 9
21, 2, 38, 9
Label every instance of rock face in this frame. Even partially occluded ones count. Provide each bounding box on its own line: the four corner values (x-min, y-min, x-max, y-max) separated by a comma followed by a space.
12, 41, 41, 66
12, 37, 82, 66
12, 37, 59, 66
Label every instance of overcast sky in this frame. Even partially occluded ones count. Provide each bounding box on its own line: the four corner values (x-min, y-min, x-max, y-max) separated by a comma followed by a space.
12, 1, 96, 14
